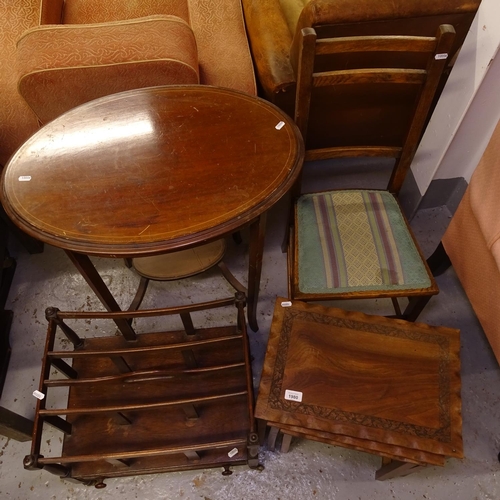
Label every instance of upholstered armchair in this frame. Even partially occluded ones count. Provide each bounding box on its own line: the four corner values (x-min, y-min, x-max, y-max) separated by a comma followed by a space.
0, 0, 255, 162
12, 0, 256, 127
242, 0, 481, 150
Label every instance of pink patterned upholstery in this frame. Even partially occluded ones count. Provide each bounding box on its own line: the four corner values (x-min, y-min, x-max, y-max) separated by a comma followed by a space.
187, 0, 256, 94
0, 0, 256, 165
58, 0, 256, 93
17, 16, 200, 123
0, 0, 40, 166
61, 0, 190, 23
56, 0, 257, 94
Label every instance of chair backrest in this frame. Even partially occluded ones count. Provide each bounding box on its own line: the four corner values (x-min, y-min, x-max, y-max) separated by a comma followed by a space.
292, 21, 455, 194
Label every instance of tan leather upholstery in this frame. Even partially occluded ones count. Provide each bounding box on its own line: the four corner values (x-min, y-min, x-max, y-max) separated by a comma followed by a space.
242, 0, 481, 146
443, 119, 500, 364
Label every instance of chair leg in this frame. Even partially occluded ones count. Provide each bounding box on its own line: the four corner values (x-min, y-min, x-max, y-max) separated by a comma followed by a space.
402, 295, 432, 322
281, 192, 295, 254
427, 242, 452, 276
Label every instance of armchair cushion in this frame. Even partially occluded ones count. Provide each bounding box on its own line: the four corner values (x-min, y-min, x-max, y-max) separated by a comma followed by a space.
0, 0, 40, 166
17, 16, 199, 124
42, 0, 256, 93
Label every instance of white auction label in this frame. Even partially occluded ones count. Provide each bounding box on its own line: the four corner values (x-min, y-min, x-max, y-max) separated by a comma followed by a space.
284, 389, 303, 402
435, 53, 448, 60
18, 176, 32, 181
32, 390, 45, 400
228, 447, 239, 458
281, 301, 292, 307
275, 121, 285, 130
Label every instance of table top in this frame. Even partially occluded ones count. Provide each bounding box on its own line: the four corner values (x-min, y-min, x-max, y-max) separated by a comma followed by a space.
1, 86, 304, 257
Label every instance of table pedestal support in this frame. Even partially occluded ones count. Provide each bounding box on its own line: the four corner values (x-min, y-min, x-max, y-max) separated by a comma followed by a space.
65, 213, 268, 335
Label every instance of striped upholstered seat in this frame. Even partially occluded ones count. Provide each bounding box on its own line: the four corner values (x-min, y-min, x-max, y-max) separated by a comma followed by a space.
296, 190, 431, 295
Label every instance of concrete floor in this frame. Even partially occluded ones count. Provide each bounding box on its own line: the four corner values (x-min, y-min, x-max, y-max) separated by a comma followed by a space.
1, 166, 500, 499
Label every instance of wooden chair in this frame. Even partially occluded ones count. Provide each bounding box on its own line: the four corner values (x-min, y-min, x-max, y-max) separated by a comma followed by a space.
286, 23, 456, 320
242, 0, 481, 146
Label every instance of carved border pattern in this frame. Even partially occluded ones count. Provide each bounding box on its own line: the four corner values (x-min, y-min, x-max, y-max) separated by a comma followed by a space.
269, 309, 452, 442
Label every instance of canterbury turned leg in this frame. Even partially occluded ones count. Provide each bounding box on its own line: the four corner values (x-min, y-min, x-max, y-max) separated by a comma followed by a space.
64, 251, 137, 341
247, 213, 267, 332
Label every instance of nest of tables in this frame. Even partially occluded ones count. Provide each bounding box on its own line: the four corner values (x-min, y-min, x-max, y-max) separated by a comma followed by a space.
255, 298, 463, 480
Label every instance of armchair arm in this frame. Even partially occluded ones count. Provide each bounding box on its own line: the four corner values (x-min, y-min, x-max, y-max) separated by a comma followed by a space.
39, 0, 64, 24
469, 119, 500, 264
242, 0, 296, 100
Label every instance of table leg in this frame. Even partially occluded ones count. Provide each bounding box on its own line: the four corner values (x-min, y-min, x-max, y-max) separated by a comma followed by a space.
247, 213, 267, 332
0, 406, 33, 442
64, 251, 137, 341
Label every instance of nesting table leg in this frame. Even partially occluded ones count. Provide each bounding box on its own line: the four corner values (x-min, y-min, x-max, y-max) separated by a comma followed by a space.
375, 458, 424, 480
281, 433, 293, 453
267, 426, 279, 451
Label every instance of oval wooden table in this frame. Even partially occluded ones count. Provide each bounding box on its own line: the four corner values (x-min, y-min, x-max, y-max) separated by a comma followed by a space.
1, 86, 304, 335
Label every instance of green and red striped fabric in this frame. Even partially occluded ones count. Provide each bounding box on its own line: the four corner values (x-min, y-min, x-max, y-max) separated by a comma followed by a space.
296, 190, 431, 294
